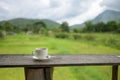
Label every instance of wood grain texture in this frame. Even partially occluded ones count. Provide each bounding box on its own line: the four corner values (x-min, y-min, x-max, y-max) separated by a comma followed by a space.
0, 54, 119, 80
0, 54, 120, 67
44, 67, 53, 80
24, 67, 53, 80
112, 65, 118, 80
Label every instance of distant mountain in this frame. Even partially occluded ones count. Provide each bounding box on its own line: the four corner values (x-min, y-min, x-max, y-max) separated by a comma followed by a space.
2, 18, 60, 29
92, 10, 120, 23
71, 10, 120, 29
1, 10, 120, 29
70, 24, 85, 29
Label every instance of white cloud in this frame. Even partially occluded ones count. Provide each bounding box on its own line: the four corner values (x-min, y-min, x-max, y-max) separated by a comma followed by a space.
58, 0, 105, 25
101, 0, 120, 11
0, 0, 119, 25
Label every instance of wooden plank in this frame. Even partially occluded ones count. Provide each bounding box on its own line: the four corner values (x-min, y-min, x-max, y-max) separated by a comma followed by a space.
44, 67, 54, 80
112, 65, 118, 80
24, 67, 53, 80
24, 67, 45, 80
0, 54, 120, 67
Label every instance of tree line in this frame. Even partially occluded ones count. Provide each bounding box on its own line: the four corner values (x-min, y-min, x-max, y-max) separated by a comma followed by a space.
0, 21, 70, 38
0, 21, 47, 33
0, 20, 120, 35
82, 21, 120, 33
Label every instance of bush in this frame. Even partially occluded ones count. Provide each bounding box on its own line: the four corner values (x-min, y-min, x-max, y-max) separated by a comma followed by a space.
103, 38, 120, 49
107, 38, 118, 45
84, 35, 96, 41
7, 32, 17, 35
116, 28, 120, 33
0, 30, 6, 39
73, 34, 82, 40
55, 33, 69, 39
73, 29, 80, 33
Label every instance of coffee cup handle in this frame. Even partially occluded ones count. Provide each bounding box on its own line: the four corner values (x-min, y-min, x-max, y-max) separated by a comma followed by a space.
32, 50, 35, 56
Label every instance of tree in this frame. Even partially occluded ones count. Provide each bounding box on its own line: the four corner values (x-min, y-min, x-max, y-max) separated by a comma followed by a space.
95, 22, 105, 32
116, 22, 120, 33
60, 22, 69, 32
32, 21, 47, 34
0, 23, 5, 30
3, 22, 15, 32
82, 21, 120, 33
105, 21, 117, 32
83, 21, 94, 32
73, 28, 80, 33
0, 30, 6, 39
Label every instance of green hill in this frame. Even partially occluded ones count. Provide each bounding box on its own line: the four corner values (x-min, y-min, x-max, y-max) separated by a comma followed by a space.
2, 18, 60, 29
1, 10, 120, 29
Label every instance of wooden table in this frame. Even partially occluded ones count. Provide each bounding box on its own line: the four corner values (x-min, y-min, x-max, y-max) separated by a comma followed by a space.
0, 54, 120, 80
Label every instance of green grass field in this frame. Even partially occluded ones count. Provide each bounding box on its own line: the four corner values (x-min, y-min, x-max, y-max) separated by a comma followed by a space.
0, 33, 120, 80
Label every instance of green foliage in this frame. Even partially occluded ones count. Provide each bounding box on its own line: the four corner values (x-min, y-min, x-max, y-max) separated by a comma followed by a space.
32, 21, 47, 34
94, 22, 105, 32
83, 21, 94, 32
0, 21, 19, 33
0, 30, 6, 39
107, 38, 118, 45
80, 33, 120, 49
8, 18, 60, 29
55, 33, 69, 39
83, 21, 120, 33
103, 38, 120, 49
60, 22, 70, 32
4, 22, 13, 31
73, 28, 81, 33
52, 27, 61, 33
83, 35, 96, 41
73, 34, 82, 40
22, 27, 29, 32
0, 23, 5, 30
0, 18, 60, 34
116, 28, 120, 33
53, 32, 120, 49
105, 21, 118, 32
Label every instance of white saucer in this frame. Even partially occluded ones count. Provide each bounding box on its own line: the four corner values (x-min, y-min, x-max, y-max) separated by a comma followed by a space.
32, 55, 51, 60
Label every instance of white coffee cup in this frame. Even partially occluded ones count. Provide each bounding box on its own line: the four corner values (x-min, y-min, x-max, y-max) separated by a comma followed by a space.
32, 48, 48, 59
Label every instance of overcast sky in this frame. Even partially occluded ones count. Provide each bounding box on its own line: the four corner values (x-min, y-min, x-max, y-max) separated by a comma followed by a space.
0, 0, 120, 25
